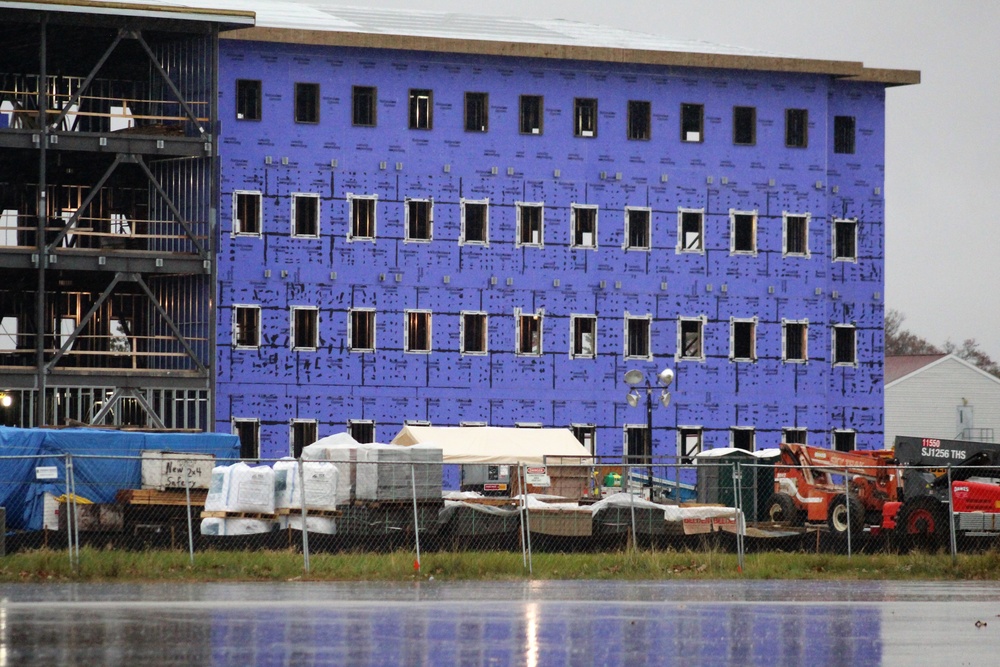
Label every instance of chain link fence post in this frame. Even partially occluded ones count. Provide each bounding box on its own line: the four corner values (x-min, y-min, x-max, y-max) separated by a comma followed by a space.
843, 469, 852, 559
410, 463, 421, 573
947, 464, 957, 563
734, 462, 744, 573
184, 466, 195, 565
298, 456, 310, 575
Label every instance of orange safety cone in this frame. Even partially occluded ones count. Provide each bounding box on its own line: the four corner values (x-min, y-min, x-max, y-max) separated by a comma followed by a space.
414, 559, 420, 572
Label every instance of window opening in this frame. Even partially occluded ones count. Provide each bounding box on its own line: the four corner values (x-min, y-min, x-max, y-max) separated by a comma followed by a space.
733, 106, 756, 145
352, 86, 376, 126
405, 199, 432, 241
572, 424, 596, 455
731, 427, 755, 452
833, 325, 856, 365
681, 103, 704, 142
405, 310, 432, 353
409, 89, 433, 129
833, 219, 857, 261
292, 194, 319, 237
234, 192, 261, 236
236, 80, 261, 121
784, 213, 809, 256
833, 430, 856, 452
785, 108, 808, 147
834, 115, 856, 154
571, 205, 597, 248
465, 92, 488, 132
679, 209, 703, 252
783, 320, 808, 362
290, 420, 317, 458
461, 200, 488, 244
625, 207, 651, 250
294, 82, 319, 124
571, 315, 596, 359
783, 428, 808, 445
731, 211, 756, 254
233, 306, 260, 349
517, 312, 542, 355
349, 420, 375, 444
574, 98, 597, 137
0, 316, 18, 351
517, 203, 543, 246
520, 95, 543, 134
624, 425, 649, 465
349, 309, 375, 351
731, 319, 756, 362
349, 195, 376, 240
291, 307, 318, 351
233, 419, 260, 459
679, 318, 703, 360
679, 428, 702, 464
625, 315, 651, 359
627, 100, 651, 140
461, 312, 487, 354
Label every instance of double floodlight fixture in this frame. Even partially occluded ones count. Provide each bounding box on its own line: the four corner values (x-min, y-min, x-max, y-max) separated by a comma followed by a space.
624, 367, 674, 408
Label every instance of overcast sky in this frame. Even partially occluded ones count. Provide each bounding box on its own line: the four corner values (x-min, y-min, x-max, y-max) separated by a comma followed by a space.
354, 0, 1000, 360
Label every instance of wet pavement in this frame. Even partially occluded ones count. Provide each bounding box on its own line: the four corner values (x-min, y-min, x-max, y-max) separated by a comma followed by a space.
1, 580, 997, 665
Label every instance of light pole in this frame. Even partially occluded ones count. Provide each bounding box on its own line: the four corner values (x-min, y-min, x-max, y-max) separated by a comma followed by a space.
624, 368, 674, 496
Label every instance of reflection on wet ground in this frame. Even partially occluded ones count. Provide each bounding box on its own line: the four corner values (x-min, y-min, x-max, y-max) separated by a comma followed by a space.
2, 580, 998, 665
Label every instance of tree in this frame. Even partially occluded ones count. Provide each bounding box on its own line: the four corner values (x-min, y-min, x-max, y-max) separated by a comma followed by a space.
886, 309, 1000, 379
884, 309, 940, 356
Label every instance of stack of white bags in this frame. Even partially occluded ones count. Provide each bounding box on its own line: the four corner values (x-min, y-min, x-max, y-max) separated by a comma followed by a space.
201, 462, 276, 536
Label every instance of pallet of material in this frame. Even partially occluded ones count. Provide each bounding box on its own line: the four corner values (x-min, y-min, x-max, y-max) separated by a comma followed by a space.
349, 498, 445, 510
200, 510, 276, 520
275, 508, 342, 518
117, 489, 209, 506
528, 508, 592, 537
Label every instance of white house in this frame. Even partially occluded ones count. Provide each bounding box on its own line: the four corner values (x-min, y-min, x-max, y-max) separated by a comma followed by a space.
885, 354, 1000, 447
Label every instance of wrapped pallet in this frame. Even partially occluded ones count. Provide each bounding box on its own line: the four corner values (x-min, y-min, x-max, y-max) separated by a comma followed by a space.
204, 462, 275, 514
355, 443, 443, 502
199, 516, 274, 535
273, 458, 339, 511
301, 437, 357, 506
287, 514, 337, 535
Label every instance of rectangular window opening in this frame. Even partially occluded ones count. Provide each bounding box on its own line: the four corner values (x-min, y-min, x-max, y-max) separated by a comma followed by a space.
292, 194, 319, 237
294, 82, 319, 124
731, 319, 756, 362
625, 425, 649, 465
233, 192, 261, 236
233, 306, 260, 349
625, 207, 651, 250
626, 316, 651, 359
405, 199, 432, 241
731, 211, 756, 254
350, 196, 376, 240
783, 428, 808, 445
833, 325, 856, 365
290, 420, 318, 458
571, 315, 596, 359
352, 86, 377, 126
679, 428, 702, 465
680, 318, 703, 360
236, 79, 261, 121
518, 312, 542, 355
233, 419, 260, 459
349, 420, 376, 444
517, 203, 543, 246
833, 430, 856, 453
461, 200, 488, 244
572, 424, 596, 455
783, 321, 808, 362
733, 106, 756, 145
571, 205, 597, 248
350, 309, 375, 352
679, 210, 704, 252
784, 214, 809, 256
574, 98, 597, 137
834, 219, 857, 261
834, 115, 856, 154
409, 89, 433, 129
405, 310, 432, 353
520, 95, 543, 134
785, 108, 808, 148
465, 92, 488, 132
681, 103, 704, 142
461, 312, 487, 355
627, 100, 651, 141
731, 428, 755, 452
291, 307, 318, 351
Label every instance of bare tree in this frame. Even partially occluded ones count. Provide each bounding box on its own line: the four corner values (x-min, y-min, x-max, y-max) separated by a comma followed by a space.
884, 309, 940, 356
943, 338, 1000, 378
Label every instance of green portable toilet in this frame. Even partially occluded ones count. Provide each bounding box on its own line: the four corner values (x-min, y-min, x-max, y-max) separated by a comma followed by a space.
694, 448, 778, 521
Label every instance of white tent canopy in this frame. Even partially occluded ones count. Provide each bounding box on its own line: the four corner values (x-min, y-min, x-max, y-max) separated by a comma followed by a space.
391, 426, 592, 465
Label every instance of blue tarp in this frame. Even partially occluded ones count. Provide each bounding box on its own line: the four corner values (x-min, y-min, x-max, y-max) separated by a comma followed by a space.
0, 427, 240, 531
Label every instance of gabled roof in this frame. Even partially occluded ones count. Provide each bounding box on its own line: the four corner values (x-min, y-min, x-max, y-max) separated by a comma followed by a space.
885, 353, 1000, 389
93, 0, 918, 85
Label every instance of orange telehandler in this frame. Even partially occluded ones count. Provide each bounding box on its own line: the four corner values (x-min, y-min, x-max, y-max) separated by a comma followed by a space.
766, 443, 899, 537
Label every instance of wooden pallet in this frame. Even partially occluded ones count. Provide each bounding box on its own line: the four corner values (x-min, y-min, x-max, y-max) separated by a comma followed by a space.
116, 488, 209, 506
199, 511, 276, 520
350, 498, 444, 509
275, 507, 342, 517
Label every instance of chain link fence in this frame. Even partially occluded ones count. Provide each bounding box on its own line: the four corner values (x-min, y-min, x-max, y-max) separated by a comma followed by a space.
3, 451, 999, 570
